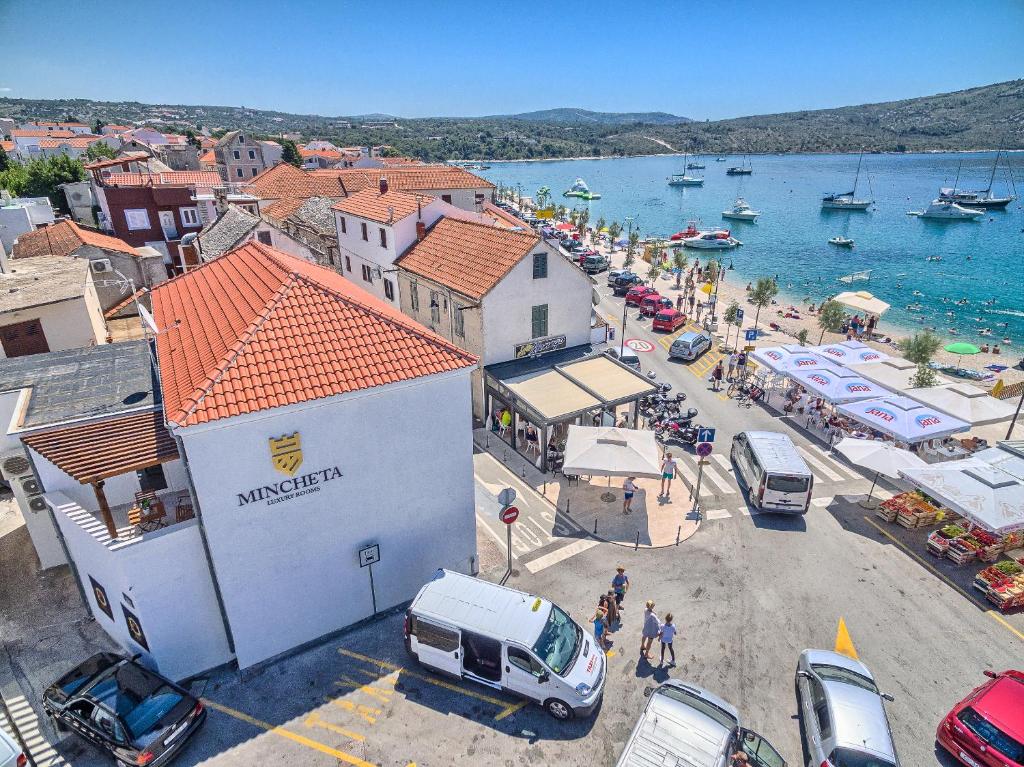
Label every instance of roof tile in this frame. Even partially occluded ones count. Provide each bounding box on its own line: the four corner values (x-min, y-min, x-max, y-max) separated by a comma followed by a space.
332, 187, 429, 224
12, 220, 138, 259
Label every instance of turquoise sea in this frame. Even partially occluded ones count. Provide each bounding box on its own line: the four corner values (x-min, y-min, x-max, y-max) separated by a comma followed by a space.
479, 152, 1023, 346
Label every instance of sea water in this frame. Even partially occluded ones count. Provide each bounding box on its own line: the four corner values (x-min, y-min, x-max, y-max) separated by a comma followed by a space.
479, 152, 1023, 344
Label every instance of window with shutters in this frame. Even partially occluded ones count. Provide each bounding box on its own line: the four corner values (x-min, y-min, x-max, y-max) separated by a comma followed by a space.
384, 278, 394, 301
339, 216, 347, 234
410, 284, 419, 311
361, 264, 373, 282
379, 228, 387, 248
531, 304, 548, 339
430, 292, 441, 323
532, 252, 547, 279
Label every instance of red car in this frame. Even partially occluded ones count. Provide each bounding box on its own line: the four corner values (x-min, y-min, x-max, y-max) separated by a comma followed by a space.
937, 669, 1024, 767
653, 309, 687, 332
639, 293, 669, 317
625, 285, 657, 306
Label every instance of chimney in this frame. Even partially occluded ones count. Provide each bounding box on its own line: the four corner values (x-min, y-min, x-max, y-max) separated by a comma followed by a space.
379, 176, 388, 195
213, 186, 229, 215
416, 220, 426, 241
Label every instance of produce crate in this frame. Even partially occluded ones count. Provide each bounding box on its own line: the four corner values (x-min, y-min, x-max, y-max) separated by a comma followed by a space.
875, 506, 898, 523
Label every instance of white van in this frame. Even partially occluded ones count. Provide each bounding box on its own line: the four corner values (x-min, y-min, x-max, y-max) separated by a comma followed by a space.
730, 431, 814, 514
405, 570, 605, 719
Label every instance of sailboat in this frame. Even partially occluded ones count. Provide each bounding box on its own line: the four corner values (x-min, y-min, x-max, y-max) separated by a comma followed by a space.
726, 155, 752, 175
668, 152, 704, 186
938, 149, 1016, 209
686, 156, 706, 170
822, 151, 873, 210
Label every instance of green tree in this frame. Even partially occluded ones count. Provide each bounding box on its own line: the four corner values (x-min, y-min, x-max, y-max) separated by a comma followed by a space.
624, 229, 640, 269
672, 249, 688, 289
817, 299, 846, 343
595, 216, 606, 235
0, 145, 10, 173
749, 276, 779, 334
280, 139, 302, 167
910, 364, 939, 388
577, 207, 590, 237
93, 119, 105, 135
606, 221, 622, 252
20, 155, 87, 212
898, 330, 942, 365
723, 300, 740, 347
185, 129, 203, 151
84, 142, 117, 161
797, 328, 810, 346
646, 255, 661, 285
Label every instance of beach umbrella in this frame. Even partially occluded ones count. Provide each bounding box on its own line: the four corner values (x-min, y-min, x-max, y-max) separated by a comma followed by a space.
834, 437, 926, 508
834, 291, 890, 316
944, 341, 981, 368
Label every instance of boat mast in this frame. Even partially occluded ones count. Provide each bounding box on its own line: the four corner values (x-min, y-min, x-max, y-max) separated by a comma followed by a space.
952, 160, 962, 195
984, 148, 1000, 196
852, 150, 863, 197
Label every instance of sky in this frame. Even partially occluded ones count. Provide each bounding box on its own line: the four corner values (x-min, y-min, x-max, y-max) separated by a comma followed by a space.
1, 0, 1022, 120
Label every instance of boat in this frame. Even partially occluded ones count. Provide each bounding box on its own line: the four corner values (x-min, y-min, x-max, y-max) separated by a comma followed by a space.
721, 198, 760, 221
937, 150, 1016, 209
686, 160, 706, 170
669, 221, 701, 241
838, 269, 872, 284
726, 155, 752, 175
563, 178, 601, 200
914, 199, 985, 220
821, 151, 873, 210
682, 229, 741, 250
668, 153, 704, 186
715, 157, 727, 162
828, 236, 855, 247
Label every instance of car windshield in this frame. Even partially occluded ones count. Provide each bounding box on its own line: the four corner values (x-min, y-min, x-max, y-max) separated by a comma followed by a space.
531, 604, 580, 675
656, 312, 672, 320
811, 664, 878, 693
767, 474, 810, 493
958, 707, 1024, 761
828, 747, 896, 767
89, 664, 187, 741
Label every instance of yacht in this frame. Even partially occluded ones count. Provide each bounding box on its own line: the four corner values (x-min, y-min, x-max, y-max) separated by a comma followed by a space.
721, 198, 760, 221
916, 199, 985, 220
686, 160, 706, 170
715, 157, 727, 162
668, 153, 704, 186
683, 229, 741, 250
828, 236, 855, 248
821, 151, 873, 210
937, 150, 1016, 209
726, 160, 752, 176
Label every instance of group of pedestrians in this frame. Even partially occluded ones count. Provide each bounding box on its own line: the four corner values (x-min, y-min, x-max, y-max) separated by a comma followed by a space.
593, 566, 677, 667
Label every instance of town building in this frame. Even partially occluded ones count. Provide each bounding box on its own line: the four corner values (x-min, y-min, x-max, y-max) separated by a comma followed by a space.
213, 131, 280, 181
19, 121, 93, 135
0, 117, 17, 138
0, 257, 107, 358
0, 195, 56, 258
2, 242, 478, 678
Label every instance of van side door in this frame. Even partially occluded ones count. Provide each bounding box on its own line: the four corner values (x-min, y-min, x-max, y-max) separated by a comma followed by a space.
409, 616, 462, 677
503, 645, 548, 703
737, 728, 787, 767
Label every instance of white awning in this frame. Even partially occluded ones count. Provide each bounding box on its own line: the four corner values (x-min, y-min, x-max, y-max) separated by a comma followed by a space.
834, 291, 890, 316
562, 425, 663, 479
903, 382, 1017, 427
808, 340, 890, 366
845, 359, 923, 391
837, 395, 971, 443
789, 366, 892, 404
749, 345, 829, 374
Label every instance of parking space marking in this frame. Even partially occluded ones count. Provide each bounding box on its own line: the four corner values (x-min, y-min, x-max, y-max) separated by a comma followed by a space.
304, 711, 366, 742
326, 698, 381, 724
862, 516, 1024, 643
338, 649, 526, 720
202, 698, 375, 767
524, 538, 601, 573
335, 675, 394, 703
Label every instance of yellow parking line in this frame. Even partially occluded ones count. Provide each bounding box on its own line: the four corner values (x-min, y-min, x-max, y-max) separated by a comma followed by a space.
336, 676, 394, 703
326, 697, 380, 724
202, 699, 376, 767
338, 648, 525, 720
304, 712, 366, 742
493, 701, 529, 721
863, 516, 1024, 643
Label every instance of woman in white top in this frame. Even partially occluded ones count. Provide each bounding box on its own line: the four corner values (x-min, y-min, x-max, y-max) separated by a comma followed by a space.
622, 476, 637, 513
660, 453, 677, 497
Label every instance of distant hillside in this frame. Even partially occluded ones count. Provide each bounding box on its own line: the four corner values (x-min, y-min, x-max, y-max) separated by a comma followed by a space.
1, 80, 1020, 161
496, 108, 691, 125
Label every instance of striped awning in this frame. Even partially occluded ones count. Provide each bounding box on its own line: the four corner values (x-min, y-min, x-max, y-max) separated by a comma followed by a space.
22, 410, 178, 484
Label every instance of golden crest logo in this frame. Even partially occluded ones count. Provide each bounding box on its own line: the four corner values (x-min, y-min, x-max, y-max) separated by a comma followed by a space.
269, 432, 303, 476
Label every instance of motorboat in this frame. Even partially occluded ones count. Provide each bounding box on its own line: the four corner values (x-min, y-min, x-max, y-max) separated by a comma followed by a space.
937, 149, 1015, 209
715, 157, 727, 162
669, 222, 701, 241
686, 161, 706, 170
914, 199, 985, 220
563, 178, 601, 200
726, 166, 752, 175
668, 173, 704, 186
828, 236, 855, 247
821, 151, 873, 210
721, 198, 760, 221
682, 229, 741, 249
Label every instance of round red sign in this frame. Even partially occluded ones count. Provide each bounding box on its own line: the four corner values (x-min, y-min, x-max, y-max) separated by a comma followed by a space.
499, 506, 519, 524
696, 442, 713, 458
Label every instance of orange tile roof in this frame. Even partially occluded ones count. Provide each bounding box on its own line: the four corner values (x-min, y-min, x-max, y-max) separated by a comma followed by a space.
397, 218, 540, 300
262, 197, 306, 220
102, 171, 222, 186
246, 163, 348, 200
0, 140, 13, 153
11, 129, 77, 138
151, 241, 477, 427
83, 151, 150, 170
482, 202, 530, 229
329, 166, 495, 192
299, 147, 342, 160
104, 287, 148, 319
103, 124, 132, 132
198, 149, 216, 165
331, 187, 430, 224
38, 136, 102, 148
12, 220, 138, 259
22, 410, 179, 483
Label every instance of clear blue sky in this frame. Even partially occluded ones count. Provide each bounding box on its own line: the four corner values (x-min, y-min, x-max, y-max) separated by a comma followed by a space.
1, 0, 1021, 119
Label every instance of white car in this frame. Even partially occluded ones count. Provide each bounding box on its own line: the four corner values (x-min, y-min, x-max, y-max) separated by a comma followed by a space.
0, 726, 26, 767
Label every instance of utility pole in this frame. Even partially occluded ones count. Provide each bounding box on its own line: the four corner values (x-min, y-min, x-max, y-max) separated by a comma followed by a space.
1007, 387, 1024, 440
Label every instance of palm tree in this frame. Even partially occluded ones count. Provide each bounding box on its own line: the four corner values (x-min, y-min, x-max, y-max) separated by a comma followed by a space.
577, 208, 590, 237
672, 250, 688, 289
816, 299, 846, 343
596, 216, 606, 235
749, 276, 779, 334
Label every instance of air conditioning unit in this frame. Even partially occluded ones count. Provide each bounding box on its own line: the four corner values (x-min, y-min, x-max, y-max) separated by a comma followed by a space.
0, 452, 31, 481
28, 496, 48, 513
91, 258, 112, 273
21, 476, 41, 494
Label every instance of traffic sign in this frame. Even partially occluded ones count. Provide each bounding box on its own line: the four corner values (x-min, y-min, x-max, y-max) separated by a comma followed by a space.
358, 543, 380, 568
497, 488, 517, 506
744, 329, 758, 342
624, 338, 655, 353
696, 427, 716, 443
735, 308, 744, 322
499, 505, 519, 525
696, 442, 713, 458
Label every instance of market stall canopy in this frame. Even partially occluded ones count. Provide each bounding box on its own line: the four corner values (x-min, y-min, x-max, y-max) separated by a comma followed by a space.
505, 370, 601, 421
833, 291, 890, 316
844, 358, 924, 391
833, 437, 926, 479
809, 340, 890, 366
562, 425, 663, 479
836, 395, 970, 443
899, 444, 1024, 534
749, 345, 828, 374
903, 382, 1017, 427
554, 222, 574, 231
789, 366, 891, 404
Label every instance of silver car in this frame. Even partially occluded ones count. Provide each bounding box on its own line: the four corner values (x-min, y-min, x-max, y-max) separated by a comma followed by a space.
795, 649, 900, 767
669, 331, 712, 361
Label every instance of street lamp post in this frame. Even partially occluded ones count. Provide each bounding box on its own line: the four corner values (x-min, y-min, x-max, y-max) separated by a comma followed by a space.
1007, 388, 1024, 440
620, 300, 628, 357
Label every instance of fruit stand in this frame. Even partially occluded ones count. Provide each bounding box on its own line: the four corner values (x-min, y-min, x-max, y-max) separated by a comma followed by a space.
974, 560, 1024, 613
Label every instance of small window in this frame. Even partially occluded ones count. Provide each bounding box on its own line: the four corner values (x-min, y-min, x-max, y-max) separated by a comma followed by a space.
361, 264, 373, 282
430, 291, 441, 323
507, 647, 543, 675
531, 304, 548, 339
475, 192, 485, 205
124, 208, 150, 231
248, 149, 256, 160
180, 207, 200, 227
384, 278, 394, 301
454, 303, 465, 337
232, 150, 240, 160
410, 284, 419, 311
236, 168, 244, 178
256, 230, 272, 245
532, 252, 547, 279
339, 216, 347, 234
251, 167, 259, 177
411, 617, 459, 652
238, 135, 244, 143
441, 194, 452, 204
345, 255, 352, 272
361, 222, 368, 241
379, 228, 387, 248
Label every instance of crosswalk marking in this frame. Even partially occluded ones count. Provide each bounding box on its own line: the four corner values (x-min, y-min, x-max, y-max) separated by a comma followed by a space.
703, 508, 732, 520
699, 461, 734, 494
811, 496, 835, 508
804, 445, 866, 481
709, 453, 733, 474
676, 456, 699, 486
796, 448, 844, 482
524, 539, 601, 573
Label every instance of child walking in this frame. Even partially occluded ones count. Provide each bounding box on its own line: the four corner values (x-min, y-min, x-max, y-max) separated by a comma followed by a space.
659, 613, 677, 666
593, 607, 610, 651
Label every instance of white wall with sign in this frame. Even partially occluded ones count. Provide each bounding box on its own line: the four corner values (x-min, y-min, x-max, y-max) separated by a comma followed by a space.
177, 367, 477, 669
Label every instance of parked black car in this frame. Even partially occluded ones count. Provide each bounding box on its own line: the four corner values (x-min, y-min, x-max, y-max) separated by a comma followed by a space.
43, 653, 205, 766
612, 272, 643, 295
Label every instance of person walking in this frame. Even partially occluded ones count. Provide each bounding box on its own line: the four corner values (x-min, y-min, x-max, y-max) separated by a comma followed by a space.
736, 350, 747, 378
866, 314, 877, 338
727, 351, 739, 382
611, 567, 630, 609
593, 607, 610, 651
712, 360, 724, 391
603, 589, 621, 625
676, 294, 684, 312
659, 613, 677, 666
622, 476, 637, 514
688, 293, 695, 313
641, 601, 659, 660
660, 452, 677, 497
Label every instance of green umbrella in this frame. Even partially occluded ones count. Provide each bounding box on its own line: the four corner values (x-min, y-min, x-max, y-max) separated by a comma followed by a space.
944, 341, 981, 369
